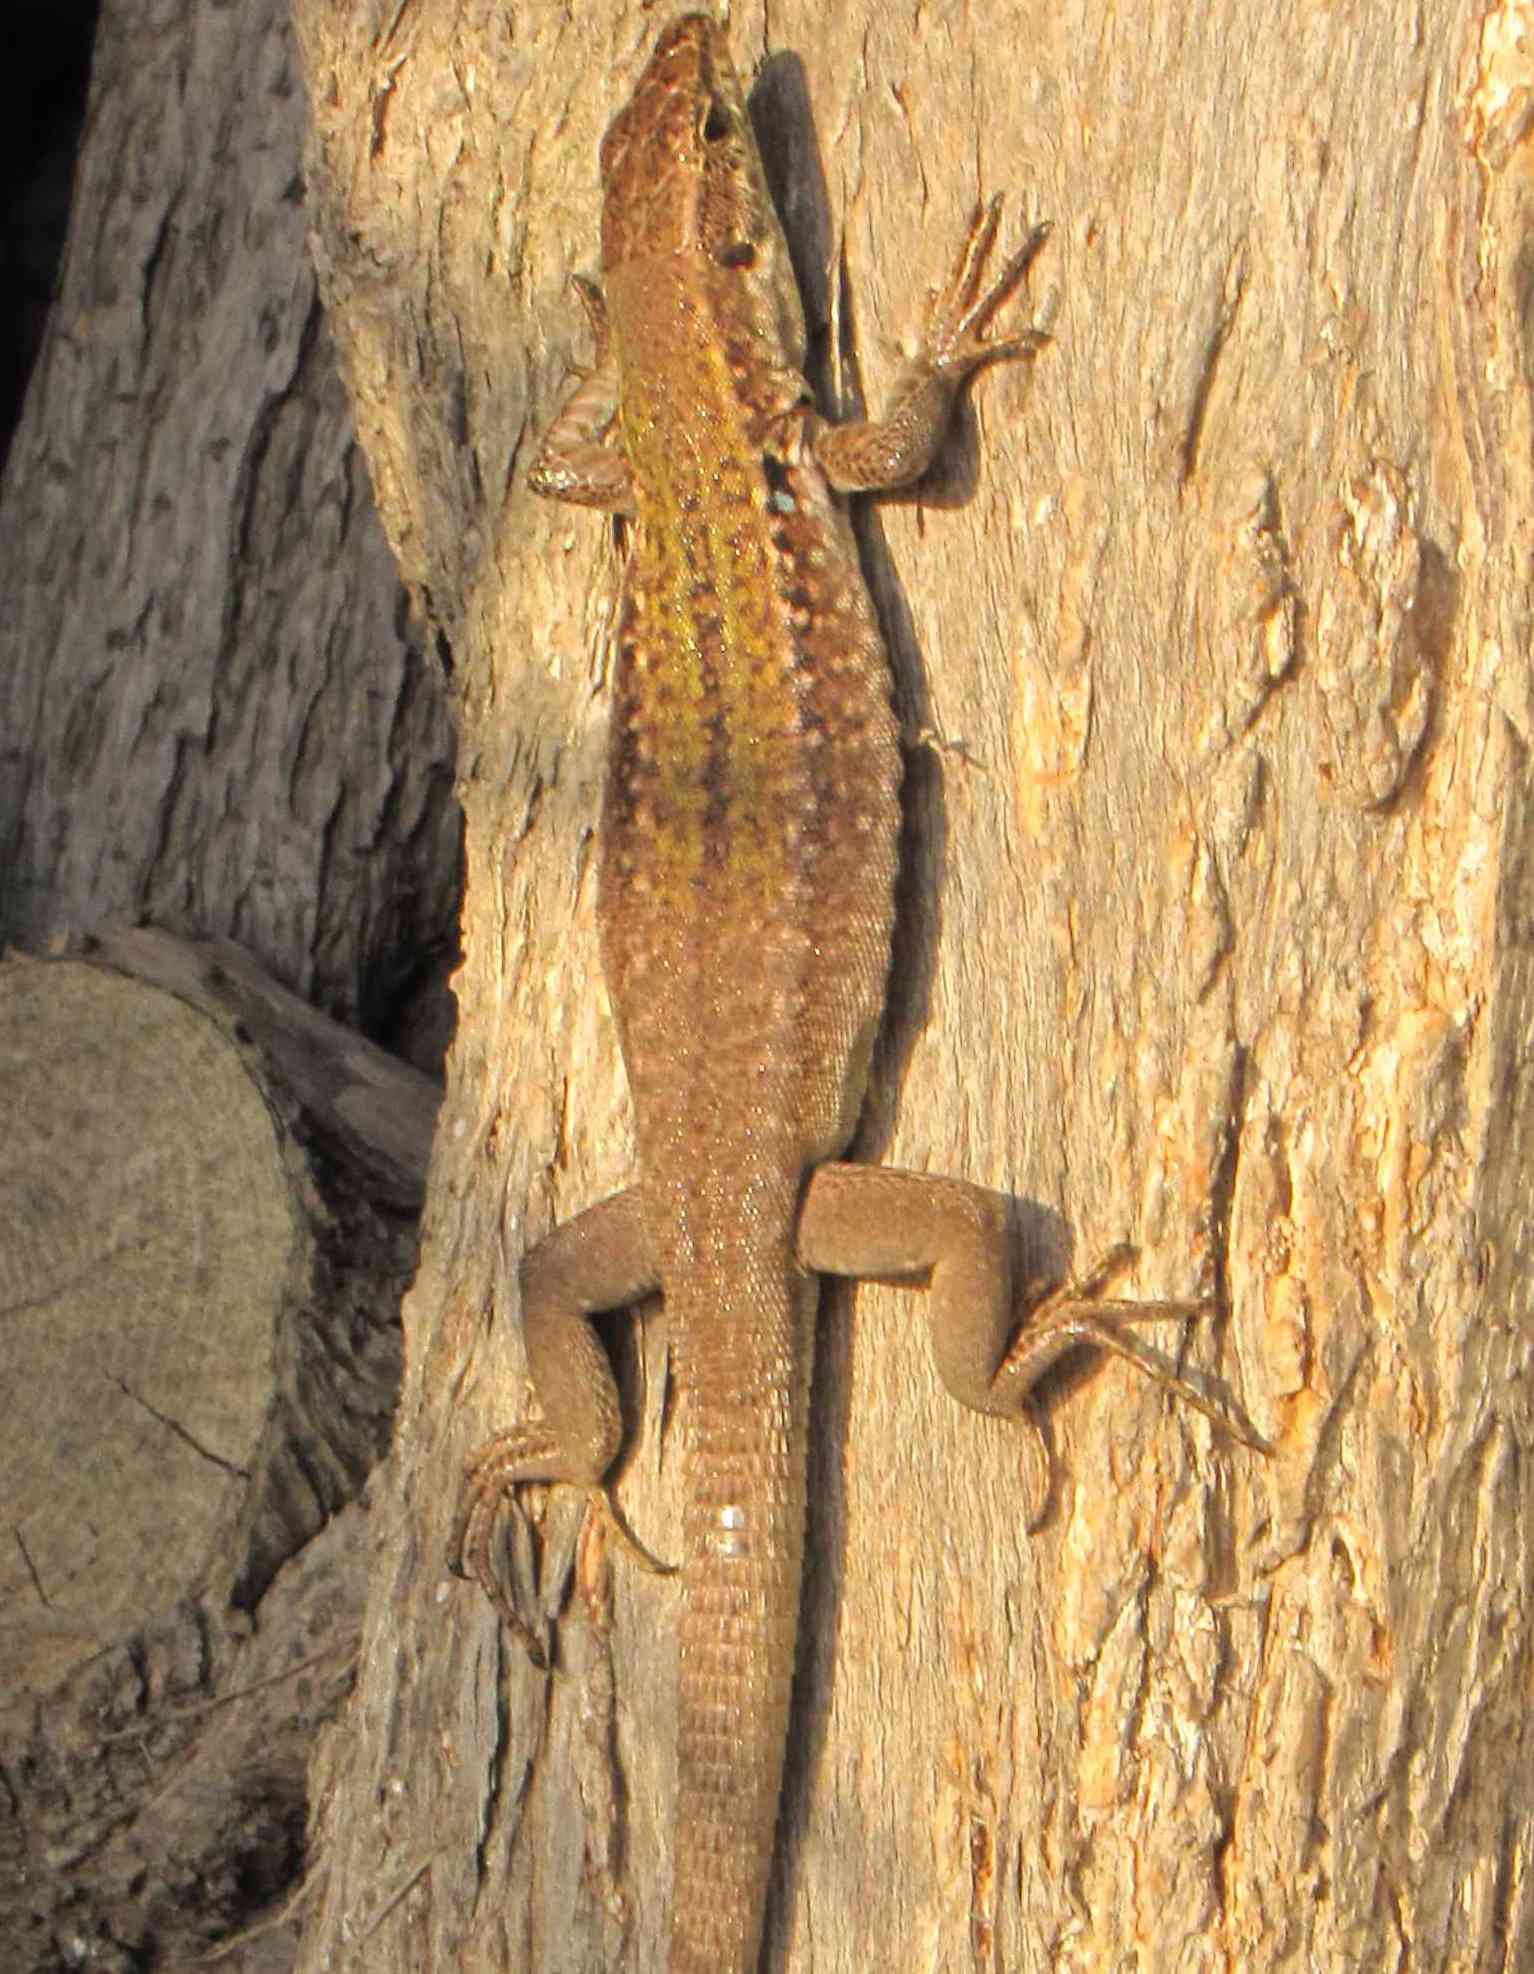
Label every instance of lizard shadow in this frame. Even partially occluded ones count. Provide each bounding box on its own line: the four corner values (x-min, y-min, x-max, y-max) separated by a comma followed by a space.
749, 48, 1078, 1963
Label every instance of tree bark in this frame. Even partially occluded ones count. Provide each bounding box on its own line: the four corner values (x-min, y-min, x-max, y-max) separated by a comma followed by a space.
0, 2, 461, 1956
292, 4, 1534, 1970
0, 0, 461, 1039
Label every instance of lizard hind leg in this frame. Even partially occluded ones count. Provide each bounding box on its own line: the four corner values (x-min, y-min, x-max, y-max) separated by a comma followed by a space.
451, 1185, 664, 1661
796, 1165, 1269, 1495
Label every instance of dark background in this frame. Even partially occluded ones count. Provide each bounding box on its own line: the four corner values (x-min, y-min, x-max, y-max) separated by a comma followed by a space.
2, 0, 101, 467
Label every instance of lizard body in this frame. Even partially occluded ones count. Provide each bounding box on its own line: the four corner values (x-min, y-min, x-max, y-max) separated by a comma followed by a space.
456, 16, 1258, 1972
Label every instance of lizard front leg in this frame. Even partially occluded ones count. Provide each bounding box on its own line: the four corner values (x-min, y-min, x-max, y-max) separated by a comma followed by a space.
796, 1163, 1266, 1488
812, 196, 1051, 494
526, 275, 636, 515
452, 1185, 658, 1660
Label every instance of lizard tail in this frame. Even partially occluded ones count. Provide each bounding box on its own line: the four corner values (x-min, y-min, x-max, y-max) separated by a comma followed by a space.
667, 1266, 815, 1974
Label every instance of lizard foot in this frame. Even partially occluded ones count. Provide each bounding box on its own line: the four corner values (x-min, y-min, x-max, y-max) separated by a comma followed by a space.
450, 1425, 566, 1664
923, 195, 1052, 383
452, 1429, 676, 1666
996, 1245, 1272, 1454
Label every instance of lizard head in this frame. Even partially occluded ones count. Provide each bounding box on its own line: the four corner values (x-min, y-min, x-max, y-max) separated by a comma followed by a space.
599, 14, 805, 356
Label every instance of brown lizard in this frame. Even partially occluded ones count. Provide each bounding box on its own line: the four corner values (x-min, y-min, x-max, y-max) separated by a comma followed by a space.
454, 14, 1260, 1972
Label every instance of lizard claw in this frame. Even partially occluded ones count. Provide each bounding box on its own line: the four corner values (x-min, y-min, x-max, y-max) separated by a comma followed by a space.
451, 1430, 561, 1664
452, 1428, 677, 1664
569, 272, 611, 353
584, 1482, 677, 1579
923, 196, 1051, 383
996, 1247, 1273, 1455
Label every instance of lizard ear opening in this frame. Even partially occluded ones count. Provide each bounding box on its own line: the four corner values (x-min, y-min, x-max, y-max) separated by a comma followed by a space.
701, 98, 733, 143
718, 241, 757, 270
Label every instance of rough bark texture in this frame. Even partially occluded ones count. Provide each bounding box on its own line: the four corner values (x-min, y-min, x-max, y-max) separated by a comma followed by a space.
0, 7, 462, 1955
291, 4, 1534, 1971
0, 0, 461, 1041
0, 932, 438, 1970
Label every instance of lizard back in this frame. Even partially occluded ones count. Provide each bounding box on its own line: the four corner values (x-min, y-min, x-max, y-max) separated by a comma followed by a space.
598, 16, 901, 1173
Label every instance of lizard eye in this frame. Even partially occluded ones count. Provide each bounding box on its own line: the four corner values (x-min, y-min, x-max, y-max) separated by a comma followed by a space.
719, 241, 757, 269
701, 97, 732, 143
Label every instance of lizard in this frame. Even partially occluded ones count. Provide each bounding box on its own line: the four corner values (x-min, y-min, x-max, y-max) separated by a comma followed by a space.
453, 13, 1261, 1973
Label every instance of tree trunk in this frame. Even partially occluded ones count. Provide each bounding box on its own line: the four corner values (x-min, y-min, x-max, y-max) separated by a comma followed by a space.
0, 0, 461, 1039
0, 0, 460, 1962
292, 4, 1534, 1970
